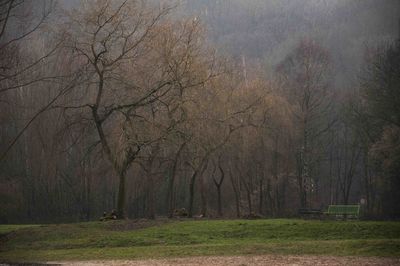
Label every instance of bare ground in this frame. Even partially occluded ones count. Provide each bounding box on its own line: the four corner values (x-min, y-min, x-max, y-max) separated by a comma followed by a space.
54, 255, 400, 266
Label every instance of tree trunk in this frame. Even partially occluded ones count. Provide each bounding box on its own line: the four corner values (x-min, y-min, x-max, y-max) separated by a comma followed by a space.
242, 179, 252, 215
167, 170, 176, 218
258, 178, 263, 215
188, 156, 209, 218
266, 178, 274, 215
217, 185, 222, 217
147, 173, 155, 219
188, 172, 196, 218
213, 161, 225, 217
229, 169, 241, 218
200, 175, 207, 217
167, 142, 186, 218
85, 172, 91, 221
117, 170, 126, 219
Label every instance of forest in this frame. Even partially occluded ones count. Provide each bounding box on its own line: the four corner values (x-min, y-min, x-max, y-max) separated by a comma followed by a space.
0, 0, 400, 223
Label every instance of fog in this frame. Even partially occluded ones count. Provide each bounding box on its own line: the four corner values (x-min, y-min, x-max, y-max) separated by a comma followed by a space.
184, 0, 399, 85
0, 0, 399, 223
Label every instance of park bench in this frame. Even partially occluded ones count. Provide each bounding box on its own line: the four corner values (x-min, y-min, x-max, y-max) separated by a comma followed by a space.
325, 205, 360, 219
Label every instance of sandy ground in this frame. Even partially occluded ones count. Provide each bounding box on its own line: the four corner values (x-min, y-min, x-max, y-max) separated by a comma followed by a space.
52, 255, 400, 266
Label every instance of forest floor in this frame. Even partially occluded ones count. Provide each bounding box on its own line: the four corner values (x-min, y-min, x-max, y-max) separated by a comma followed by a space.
0, 219, 399, 264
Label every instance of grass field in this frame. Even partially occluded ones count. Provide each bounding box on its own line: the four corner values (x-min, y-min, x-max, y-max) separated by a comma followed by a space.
0, 219, 399, 263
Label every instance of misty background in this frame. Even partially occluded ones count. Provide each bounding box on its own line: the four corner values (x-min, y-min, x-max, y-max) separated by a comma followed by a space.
1, 0, 399, 223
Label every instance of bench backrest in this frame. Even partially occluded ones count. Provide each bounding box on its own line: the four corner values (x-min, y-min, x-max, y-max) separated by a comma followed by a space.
327, 205, 360, 216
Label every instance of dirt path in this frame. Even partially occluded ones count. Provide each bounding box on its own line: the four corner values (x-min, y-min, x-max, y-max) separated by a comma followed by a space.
54, 255, 400, 266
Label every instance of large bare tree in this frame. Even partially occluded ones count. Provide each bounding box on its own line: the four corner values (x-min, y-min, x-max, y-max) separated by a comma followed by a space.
62, 0, 214, 218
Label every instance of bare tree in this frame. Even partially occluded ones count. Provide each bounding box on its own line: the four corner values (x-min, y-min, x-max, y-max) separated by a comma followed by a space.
61, 0, 215, 218
277, 39, 334, 209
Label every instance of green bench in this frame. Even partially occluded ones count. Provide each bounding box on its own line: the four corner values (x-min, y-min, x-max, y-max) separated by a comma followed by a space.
325, 205, 360, 219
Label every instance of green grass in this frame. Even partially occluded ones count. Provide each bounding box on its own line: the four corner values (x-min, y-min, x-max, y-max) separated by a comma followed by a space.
1, 219, 400, 262
0, 224, 40, 235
